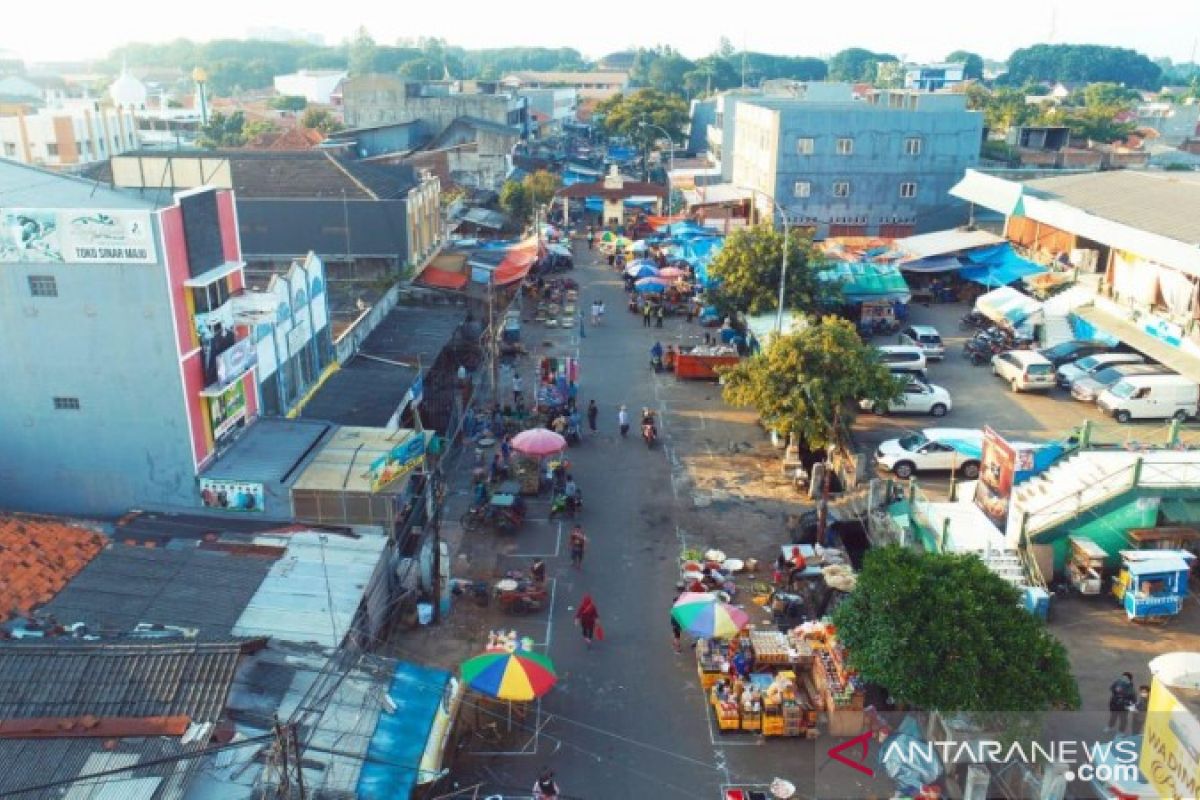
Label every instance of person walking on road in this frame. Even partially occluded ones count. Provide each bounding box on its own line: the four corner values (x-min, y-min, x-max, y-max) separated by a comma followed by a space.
586, 227, 595, 250
591, 300, 601, 326
533, 769, 561, 799
586, 400, 598, 432
618, 405, 629, 437
1107, 672, 1136, 733
575, 594, 600, 647
655, 304, 664, 328
642, 302, 652, 328
512, 372, 523, 406
569, 525, 587, 568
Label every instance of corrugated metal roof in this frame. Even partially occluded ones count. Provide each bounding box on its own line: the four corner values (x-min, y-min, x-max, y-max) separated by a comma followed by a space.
1022, 170, 1200, 245
200, 418, 330, 483
232, 532, 388, 648
0, 160, 160, 210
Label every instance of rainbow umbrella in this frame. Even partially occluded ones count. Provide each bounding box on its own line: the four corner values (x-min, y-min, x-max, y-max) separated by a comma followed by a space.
671, 592, 749, 639
460, 650, 558, 701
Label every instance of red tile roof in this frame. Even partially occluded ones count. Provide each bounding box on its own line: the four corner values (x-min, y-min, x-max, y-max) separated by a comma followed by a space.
0, 516, 106, 622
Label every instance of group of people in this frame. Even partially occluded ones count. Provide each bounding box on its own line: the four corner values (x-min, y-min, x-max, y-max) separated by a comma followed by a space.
1107, 671, 1150, 736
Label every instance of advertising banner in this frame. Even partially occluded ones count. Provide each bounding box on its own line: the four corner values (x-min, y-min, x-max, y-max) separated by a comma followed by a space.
216, 338, 258, 388
0, 208, 156, 264
199, 478, 265, 512
210, 380, 247, 444
367, 433, 427, 492
1142, 677, 1200, 799
974, 426, 1022, 526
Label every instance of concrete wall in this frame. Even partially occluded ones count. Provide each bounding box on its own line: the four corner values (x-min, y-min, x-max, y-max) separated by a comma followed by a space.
730, 97, 982, 236
688, 98, 717, 155
342, 75, 524, 132
0, 223, 197, 515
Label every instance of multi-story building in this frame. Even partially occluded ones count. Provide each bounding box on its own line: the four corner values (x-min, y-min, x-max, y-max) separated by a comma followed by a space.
715, 84, 982, 237
273, 69, 348, 105
520, 86, 577, 134
904, 62, 967, 92
501, 71, 629, 101
0, 101, 139, 168
341, 76, 527, 135
0, 160, 260, 515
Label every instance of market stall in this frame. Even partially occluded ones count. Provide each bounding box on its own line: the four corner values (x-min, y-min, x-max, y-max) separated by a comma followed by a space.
509, 427, 567, 495
675, 344, 741, 380
1111, 549, 1194, 620
457, 631, 557, 753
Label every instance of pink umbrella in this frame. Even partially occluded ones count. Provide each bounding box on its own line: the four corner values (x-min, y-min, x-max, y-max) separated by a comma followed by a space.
511, 427, 567, 457
657, 266, 688, 278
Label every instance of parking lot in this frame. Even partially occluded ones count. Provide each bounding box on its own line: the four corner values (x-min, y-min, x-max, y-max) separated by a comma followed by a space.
854, 300, 1181, 495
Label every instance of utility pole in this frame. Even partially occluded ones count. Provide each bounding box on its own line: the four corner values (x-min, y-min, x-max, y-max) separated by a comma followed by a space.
289, 722, 307, 799
273, 717, 291, 797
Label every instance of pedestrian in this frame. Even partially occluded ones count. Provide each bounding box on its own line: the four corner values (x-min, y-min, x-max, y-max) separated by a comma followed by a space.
618, 404, 629, 437
685, 301, 694, 323
533, 769, 560, 800
511, 372, 523, 405
591, 299, 600, 326
1132, 685, 1150, 734
587, 227, 595, 250
670, 593, 683, 653
569, 524, 587, 568
642, 302, 652, 328
586, 399, 598, 432
575, 593, 600, 647
531, 558, 547, 585
567, 381, 578, 406
655, 304, 664, 328
1107, 672, 1136, 733
598, 300, 606, 324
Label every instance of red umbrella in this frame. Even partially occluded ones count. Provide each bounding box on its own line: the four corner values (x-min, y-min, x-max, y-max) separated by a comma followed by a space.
511, 427, 567, 457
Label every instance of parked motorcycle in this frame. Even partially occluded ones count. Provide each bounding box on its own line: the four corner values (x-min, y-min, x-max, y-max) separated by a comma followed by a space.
549, 491, 582, 519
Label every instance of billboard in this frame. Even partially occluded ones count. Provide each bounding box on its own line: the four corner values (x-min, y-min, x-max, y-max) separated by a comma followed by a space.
210, 380, 247, 445
199, 478, 265, 512
0, 208, 157, 264
973, 426, 1035, 526
216, 338, 258, 388
367, 433, 427, 492
1142, 676, 1200, 799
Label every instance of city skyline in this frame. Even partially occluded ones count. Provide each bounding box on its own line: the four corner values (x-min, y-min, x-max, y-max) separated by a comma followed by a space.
2, 0, 1198, 66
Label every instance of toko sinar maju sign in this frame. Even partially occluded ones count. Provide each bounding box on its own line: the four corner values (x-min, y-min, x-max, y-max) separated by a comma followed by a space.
0, 208, 157, 264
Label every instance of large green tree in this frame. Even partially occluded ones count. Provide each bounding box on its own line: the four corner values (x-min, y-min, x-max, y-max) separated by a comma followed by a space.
721, 316, 900, 449
594, 88, 689, 149
523, 170, 561, 209
706, 224, 826, 317
1003, 44, 1162, 90
196, 111, 247, 148
834, 547, 1081, 715
946, 50, 985, 81
1083, 82, 1141, 109
300, 108, 343, 135
827, 48, 897, 83
499, 180, 531, 225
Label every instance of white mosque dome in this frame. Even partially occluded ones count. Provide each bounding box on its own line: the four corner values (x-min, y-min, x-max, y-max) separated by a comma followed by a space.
109, 70, 147, 108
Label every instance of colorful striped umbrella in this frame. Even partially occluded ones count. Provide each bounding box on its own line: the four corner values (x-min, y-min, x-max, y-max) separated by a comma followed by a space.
460, 651, 558, 701
671, 592, 749, 639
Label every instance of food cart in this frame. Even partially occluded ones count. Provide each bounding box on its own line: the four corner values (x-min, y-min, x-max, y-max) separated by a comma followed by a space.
675, 345, 741, 380
1066, 536, 1107, 596
1111, 550, 1194, 621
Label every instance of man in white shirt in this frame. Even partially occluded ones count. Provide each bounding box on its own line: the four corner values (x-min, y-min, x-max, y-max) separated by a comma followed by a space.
512, 373, 523, 405
618, 405, 629, 437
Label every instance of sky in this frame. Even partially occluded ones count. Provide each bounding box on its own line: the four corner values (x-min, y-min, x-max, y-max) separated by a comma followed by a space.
3, 0, 1198, 65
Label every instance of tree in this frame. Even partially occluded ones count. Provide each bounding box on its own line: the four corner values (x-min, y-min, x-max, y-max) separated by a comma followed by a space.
1042, 106, 1136, 144
594, 89, 688, 149
348, 27, 377, 75
300, 108, 343, 135
827, 48, 896, 83
523, 170, 561, 208
1003, 44, 1162, 90
706, 224, 827, 317
242, 119, 277, 141
196, 111, 247, 148
720, 316, 900, 449
399, 58, 438, 80
269, 95, 308, 112
1083, 82, 1141, 109
499, 180, 531, 225
946, 50, 985, 81
834, 547, 1080, 715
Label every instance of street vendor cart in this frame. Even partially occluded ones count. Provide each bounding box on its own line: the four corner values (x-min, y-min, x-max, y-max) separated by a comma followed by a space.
1111, 549, 1194, 621
675, 345, 741, 380
1066, 536, 1107, 596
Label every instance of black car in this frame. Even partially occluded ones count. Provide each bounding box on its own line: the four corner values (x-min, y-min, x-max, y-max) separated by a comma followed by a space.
1037, 340, 1112, 368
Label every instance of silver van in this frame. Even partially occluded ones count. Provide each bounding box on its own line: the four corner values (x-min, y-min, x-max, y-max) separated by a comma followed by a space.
1071, 363, 1171, 403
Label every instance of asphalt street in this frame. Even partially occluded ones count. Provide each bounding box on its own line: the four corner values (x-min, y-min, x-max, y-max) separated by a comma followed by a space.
449, 243, 893, 800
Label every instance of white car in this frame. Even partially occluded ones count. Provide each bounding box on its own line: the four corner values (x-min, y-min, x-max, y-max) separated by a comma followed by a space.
992, 350, 1056, 392
860, 379, 952, 417
874, 428, 983, 480
898, 325, 945, 360
1056, 352, 1144, 389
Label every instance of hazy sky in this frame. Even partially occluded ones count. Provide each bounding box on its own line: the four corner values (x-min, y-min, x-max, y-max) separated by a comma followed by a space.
3, 0, 1198, 64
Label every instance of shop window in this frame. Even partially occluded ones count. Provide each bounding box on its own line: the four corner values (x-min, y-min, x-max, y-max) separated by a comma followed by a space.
27, 275, 57, 297
53, 396, 81, 410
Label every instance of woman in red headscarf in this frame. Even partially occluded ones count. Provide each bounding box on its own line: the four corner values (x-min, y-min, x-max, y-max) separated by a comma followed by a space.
575, 594, 600, 647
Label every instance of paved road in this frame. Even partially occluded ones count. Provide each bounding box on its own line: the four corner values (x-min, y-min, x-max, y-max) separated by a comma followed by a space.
451, 244, 893, 800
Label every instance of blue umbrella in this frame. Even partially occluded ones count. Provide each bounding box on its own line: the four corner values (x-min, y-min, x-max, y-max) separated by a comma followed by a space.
634, 278, 669, 293
625, 261, 659, 278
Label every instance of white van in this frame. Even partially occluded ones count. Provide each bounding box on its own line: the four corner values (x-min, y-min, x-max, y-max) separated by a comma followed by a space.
1098, 374, 1200, 423
876, 345, 927, 374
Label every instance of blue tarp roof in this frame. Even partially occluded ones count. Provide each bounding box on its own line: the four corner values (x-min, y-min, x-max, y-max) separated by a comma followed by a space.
959, 244, 1047, 287
356, 661, 453, 799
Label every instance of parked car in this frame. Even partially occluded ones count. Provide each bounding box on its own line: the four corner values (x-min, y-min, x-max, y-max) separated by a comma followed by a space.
875, 428, 983, 480
1098, 374, 1200, 423
876, 344, 927, 373
992, 350, 1056, 392
1056, 353, 1145, 389
1071, 364, 1173, 403
898, 325, 945, 361
860, 378, 952, 417
1038, 340, 1112, 368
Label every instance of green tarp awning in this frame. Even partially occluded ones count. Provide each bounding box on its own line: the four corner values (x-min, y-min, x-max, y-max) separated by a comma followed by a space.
819, 262, 911, 304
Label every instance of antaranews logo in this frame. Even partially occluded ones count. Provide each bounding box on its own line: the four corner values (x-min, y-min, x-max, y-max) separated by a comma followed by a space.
828, 731, 876, 777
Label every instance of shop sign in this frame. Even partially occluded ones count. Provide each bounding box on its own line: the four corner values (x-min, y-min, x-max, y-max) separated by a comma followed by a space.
0, 208, 157, 264
366, 433, 427, 492
216, 338, 258, 387
287, 317, 311, 355
210, 381, 247, 444
973, 426, 1034, 526
1141, 677, 1200, 800
199, 478, 265, 512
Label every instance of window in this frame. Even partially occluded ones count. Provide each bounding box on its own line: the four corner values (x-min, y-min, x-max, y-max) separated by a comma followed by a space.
793, 181, 811, 198
46, 143, 59, 156
836, 138, 854, 155
190, 279, 230, 315
900, 182, 917, 199
833, 181, 851, 198
796, 137, 814, 155
28, 275, 57, 297
53, 397, 81, 411
904, 137, 922, 155
2, 142, 14, 157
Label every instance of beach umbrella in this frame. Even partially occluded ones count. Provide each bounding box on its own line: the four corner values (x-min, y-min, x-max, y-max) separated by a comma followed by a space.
671, 592, 749, 639
511, 427, 567, 457
657, 266, 688, 279
625, 261, 659, 278
635, 277, 669, 288
461, 650, 558, 701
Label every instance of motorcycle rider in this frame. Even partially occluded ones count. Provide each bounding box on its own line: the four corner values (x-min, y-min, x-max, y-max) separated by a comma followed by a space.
533, 769, 561, 800
650, 341, 664, 371
642, 408, 658, 444
563, 474, 581, 513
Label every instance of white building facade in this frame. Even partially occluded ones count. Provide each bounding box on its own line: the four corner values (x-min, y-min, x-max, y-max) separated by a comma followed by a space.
0, 102, 139, 168
273, 70, 349, 105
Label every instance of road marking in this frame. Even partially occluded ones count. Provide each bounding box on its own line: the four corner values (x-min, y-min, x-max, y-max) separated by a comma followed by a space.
509, 521, 562, 558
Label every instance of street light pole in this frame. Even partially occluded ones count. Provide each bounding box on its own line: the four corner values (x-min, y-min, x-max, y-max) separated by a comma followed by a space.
740, 187, 791, 334
638, 120, 675, 209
